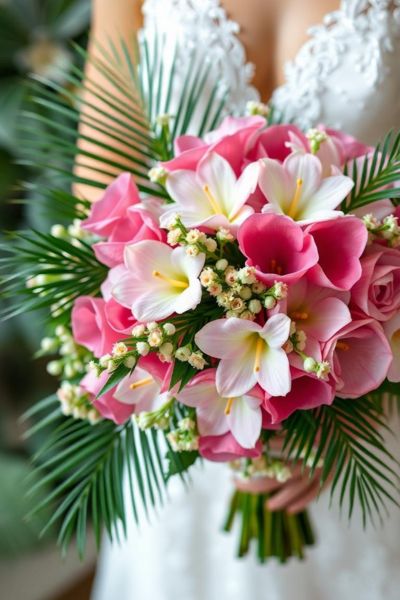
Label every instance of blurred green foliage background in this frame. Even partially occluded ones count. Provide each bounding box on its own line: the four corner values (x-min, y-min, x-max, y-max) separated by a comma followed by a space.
0, 0, 91, 557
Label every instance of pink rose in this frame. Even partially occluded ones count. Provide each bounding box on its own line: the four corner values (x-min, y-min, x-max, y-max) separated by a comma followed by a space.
263, 369, 335, 424
238, 213, 318, 285
351, 244, 400, 321
72, 296, 132, 358
82, 173, 138, 237
306, 216, 368, 291
82, 173, 165, 267
322, 319, 392, 398
199, 433, 262, 462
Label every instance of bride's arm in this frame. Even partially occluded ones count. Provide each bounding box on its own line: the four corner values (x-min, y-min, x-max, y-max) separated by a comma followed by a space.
74, 0, 144, 200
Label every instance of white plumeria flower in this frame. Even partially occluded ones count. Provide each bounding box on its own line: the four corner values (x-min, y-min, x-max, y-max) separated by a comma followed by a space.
178, 370, 263, 449
259, 153, 354, 224
161, 152, 259, 233
383, 313, 400, 382
195, 314, 292, 398
112, 240, 205, 321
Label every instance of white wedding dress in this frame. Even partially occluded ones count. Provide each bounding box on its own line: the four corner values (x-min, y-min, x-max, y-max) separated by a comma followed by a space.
92, 2, 400, 599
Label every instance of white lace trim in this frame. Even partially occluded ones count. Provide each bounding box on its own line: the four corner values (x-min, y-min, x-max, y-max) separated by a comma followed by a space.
272, 0, 400, 131
141, 0, 259, 116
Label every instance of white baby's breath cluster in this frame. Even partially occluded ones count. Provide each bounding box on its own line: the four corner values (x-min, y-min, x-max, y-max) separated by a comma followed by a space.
363, 213, 400, 247
131, 321, 176, 362
44, 325, 91, 380
200, 261, 288, 320
57, 381, 101, 424
174, 344, 207, 370
167, 418, 199, 452
166, 216, 218, 257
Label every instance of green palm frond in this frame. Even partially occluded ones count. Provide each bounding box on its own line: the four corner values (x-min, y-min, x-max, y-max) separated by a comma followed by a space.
0, 229, 107, 321
20, 34, 229, 198
283, 395, 399, 526
23, 395, 193, 556
343, 130, 400, 212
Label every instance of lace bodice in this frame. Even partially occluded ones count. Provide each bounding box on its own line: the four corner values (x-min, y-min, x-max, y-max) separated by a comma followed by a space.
273, 0, 400, 143
142, 0, 400, 145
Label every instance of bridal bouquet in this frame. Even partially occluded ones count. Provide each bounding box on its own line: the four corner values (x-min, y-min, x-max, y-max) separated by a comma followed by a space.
2, 35, 399, 562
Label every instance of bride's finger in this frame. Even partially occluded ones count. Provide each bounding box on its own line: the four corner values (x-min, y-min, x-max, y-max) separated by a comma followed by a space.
286, 480, 322, 514
267, 477, 315, 511
233, 476, 284, 494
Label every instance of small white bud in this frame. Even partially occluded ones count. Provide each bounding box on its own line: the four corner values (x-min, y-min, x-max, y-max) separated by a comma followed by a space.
204, 238, 217, 253
40, 337, 58, 353
303, 357, 317, 373
131, 324, 146, 337
239, 286, 252, 300
160, 342, 174, 357
147, 322, 159, 331
215, 259, 228, 271
51, 224, 67, 238
264, 296, 277, 309
47, 360, 63, 376
137, 341, 150, 356
175, 346, 191, 362
124, 355, 137, 369
163, 323, 176, 336
248, 299, 262, 314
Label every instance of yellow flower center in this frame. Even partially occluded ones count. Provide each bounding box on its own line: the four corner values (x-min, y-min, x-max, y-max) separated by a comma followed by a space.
203, 184, 221, 214
287, 178, 303, 219
130, 377, 154, 390
336, 341, 350, 352
152, 270, 188, 289
290, 311, 309, 320
254, 336, 265, 373
224, 397, 235, 415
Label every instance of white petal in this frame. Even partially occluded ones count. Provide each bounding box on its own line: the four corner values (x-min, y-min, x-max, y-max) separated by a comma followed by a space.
124, 240, 173, 279
227, 397, 262, 448
114, 367, 160, 407
230, 161, 259, 219
285, 153, 322, 200
301, 175, 354, 219
259, 158, 294, 213
132, 289, 182, 321
178, 381, 217, 408
173, 279, 203, 314
198, 152, 237, 214
262, 314, 291, 348
166, 169, 213, 220
216, 353, 258, 397
258, 347, 291, 396
171, 246, 205, 282
195, 318, 260, 359
112, 272, 139, 309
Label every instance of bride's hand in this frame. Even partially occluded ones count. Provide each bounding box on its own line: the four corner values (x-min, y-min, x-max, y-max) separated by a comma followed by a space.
234, 464, 325, 514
